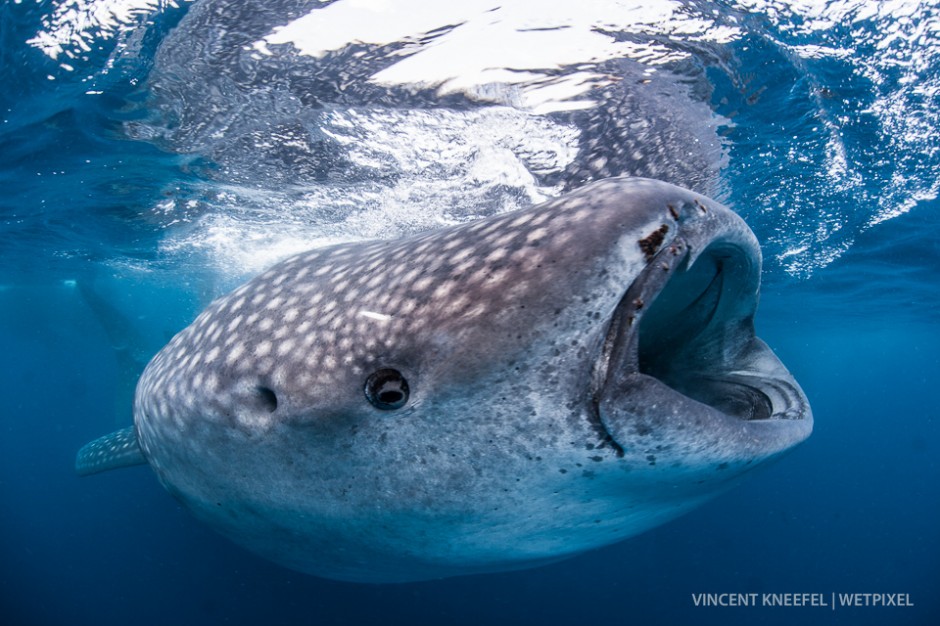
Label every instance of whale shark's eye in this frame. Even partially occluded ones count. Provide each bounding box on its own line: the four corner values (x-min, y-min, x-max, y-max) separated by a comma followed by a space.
364, 369, 409, 410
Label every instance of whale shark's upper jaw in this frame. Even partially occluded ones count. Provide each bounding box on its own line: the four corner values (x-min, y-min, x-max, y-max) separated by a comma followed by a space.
594, 196, 813, 466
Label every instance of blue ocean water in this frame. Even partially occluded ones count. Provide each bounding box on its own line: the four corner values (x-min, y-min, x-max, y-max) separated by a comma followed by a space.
1, 1, 939, 625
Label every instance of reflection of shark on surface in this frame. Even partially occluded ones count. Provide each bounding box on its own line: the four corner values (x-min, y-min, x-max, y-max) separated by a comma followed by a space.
77, 178, 812, 582
74, 281, 151, 428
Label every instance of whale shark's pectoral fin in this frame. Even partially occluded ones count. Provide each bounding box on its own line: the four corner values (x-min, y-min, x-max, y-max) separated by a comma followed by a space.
76, 426, 147, 476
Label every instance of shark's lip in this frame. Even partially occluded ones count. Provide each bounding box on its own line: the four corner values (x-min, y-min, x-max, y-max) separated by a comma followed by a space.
592, 204, 813, 459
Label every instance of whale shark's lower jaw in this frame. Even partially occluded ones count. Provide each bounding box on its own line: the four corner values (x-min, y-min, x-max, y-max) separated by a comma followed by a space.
595, 202, 812, 464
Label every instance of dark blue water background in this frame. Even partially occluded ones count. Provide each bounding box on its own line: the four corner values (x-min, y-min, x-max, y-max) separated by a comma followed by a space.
2, 2, 938, 624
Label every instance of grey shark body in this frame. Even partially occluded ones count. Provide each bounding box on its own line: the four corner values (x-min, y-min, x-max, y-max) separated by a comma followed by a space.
78, 177, 812, 582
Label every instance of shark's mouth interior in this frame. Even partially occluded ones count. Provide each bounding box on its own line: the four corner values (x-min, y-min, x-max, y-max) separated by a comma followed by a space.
596, 232, 808, 433
635, 241, 776, 421
592, 201, 812, 458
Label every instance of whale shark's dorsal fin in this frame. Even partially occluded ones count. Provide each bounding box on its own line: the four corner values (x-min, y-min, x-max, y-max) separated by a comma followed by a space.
76, 426, 146, 476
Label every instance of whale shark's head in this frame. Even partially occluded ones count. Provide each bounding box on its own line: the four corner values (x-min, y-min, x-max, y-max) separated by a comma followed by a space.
131, 177, 811, 582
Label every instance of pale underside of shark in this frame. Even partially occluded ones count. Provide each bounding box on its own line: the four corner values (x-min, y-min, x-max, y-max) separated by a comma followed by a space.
78, 177, 812, 582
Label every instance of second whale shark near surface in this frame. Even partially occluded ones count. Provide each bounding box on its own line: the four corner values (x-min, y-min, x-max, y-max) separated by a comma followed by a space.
77, 177, 812, 582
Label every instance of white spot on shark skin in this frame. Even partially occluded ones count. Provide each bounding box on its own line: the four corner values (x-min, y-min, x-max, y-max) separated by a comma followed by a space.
364, 273, 386, 290
399, 267, 422, 284
431, 282, 456, 300
572, 208, 593, 222
449, 246, 475, 264
461, 302, 489, 318
509, 213, 533, 229
340, 287, 361, 303
453, 258, 479, 276
276, 338, 297, 357
303, 352, 320, 369
225, 343, 245, 365
530, 211, 552, 227
359, 310, 394, 322
525, 227, 549, 243
254, 341, 273, 357
205, 346, 221, 364
445, 293, 471, 314
484, 248, 508, 264
412, 276, 435, 292
492, 232, 518, 249
227, 315, 244, 332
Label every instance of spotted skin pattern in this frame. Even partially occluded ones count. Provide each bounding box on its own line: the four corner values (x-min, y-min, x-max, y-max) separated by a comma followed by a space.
82, 177, 812, 582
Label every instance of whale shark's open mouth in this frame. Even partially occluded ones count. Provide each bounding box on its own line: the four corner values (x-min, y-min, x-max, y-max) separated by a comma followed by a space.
594, 225, 812, 457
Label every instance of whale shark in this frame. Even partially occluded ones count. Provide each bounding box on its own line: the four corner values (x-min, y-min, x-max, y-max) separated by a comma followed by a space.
77, 177, 812, 582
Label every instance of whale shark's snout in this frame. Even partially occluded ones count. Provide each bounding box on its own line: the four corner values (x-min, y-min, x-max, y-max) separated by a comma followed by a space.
77, 177, 812, 582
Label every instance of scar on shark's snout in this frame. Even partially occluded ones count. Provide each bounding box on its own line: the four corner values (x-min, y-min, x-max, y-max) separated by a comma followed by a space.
638, 224, 669, 260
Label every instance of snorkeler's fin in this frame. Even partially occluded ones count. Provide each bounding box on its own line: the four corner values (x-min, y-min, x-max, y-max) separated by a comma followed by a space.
76, 426, 147, 476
